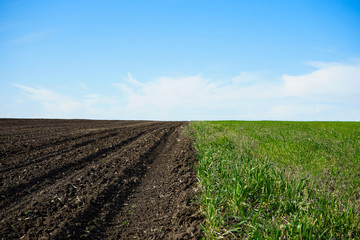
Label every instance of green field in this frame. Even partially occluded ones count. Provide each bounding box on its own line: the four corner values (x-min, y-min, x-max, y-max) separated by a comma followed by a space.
187, 121, 360, 239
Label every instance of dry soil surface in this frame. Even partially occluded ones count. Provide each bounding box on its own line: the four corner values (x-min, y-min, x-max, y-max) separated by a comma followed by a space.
0, 119, 202, 239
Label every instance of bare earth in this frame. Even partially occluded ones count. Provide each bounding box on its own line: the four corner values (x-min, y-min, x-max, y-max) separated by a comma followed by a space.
0, 119, 202, 239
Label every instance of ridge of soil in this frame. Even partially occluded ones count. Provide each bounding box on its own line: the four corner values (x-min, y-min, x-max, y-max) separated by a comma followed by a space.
0, 119, 203, 239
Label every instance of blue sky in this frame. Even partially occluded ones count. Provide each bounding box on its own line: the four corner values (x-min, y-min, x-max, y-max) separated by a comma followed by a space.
1, 0, 359, 120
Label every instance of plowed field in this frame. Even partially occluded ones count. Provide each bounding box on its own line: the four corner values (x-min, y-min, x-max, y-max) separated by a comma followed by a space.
0, 119, 202, 239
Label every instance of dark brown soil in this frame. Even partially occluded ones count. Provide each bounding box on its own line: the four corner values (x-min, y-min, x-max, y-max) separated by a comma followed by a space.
0, 119, 203, 239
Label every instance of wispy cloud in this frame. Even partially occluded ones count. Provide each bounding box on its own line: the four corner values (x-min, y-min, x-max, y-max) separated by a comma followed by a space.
14, 84, 81, 115
231, 72, 264, 85
80, 83, 89, 91
127, 72, 144, 87
13, 84, 119, 118
316, 46, 340, 54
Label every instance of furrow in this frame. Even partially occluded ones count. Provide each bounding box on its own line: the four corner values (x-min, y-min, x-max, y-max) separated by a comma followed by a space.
0, 125, 161, 210
0, 123, 176, 239
0, 120, 203, 240
51, 124, 177, 239
0, 121, 160, 162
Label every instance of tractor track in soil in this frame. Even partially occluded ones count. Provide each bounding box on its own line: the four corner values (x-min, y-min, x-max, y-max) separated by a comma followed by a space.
0, 119, 202, 239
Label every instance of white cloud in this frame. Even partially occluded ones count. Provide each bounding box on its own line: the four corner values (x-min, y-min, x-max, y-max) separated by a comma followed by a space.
282, 63, 360, 104
114, 63, 359, 120
112, 73, 283, 120
10, 62, 360, 120
126, 75, 219, 109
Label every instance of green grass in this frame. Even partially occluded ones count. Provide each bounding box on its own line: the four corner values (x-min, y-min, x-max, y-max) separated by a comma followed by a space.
187, 121, 360, 239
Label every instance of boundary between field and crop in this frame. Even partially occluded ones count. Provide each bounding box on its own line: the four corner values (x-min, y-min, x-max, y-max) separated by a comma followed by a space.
185, 121, 360, 239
